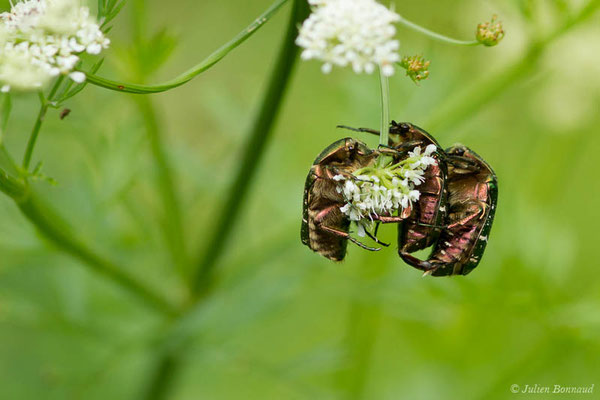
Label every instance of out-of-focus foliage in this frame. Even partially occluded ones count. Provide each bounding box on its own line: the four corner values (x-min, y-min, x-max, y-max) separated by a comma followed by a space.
0, 0, 599, 399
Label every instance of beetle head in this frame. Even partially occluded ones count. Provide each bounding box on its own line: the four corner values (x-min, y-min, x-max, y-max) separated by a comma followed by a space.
446, 144, 467, 157
389, 120, 412, 139
446, 144, 482, 174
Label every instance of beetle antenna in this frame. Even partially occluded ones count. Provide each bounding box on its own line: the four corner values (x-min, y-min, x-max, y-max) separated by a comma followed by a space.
336, 125, 380, 136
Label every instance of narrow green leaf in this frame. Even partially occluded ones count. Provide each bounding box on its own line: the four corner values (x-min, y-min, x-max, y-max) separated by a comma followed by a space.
98, 0, 105, 18
103, 0, 127, 27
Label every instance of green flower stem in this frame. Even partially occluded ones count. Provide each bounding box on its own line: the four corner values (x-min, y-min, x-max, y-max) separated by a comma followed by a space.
0, 84, 177, 316
22, 101, 48, 171
136, 95, 189, 279
84, 0, 291, 94
17, 192, 178, 315
0, 93, 12, 144
191, 0, 309, 296
378, 69, 390, 147
397, 15, 480, 46
139, 2, 310, 399
377, 68, 392, 168
22, 76, 64, 170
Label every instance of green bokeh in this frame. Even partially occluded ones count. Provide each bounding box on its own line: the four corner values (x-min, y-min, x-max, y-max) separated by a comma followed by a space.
1, 0, 599, 399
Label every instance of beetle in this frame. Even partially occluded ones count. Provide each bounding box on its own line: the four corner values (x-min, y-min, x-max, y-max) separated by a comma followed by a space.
388, 122, 449, 265
337, 121, 449, 262
301, 137, 381, 261
404, 144, 498, 276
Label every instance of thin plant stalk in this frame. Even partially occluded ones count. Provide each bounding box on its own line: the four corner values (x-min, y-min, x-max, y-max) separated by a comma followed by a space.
191, 0, 310, 296
0, 86, 176, 316
397, 15, 479, 46
379, 68, 390, 147
137, 96, 189, 279
139, 1, 310, 398
376, 68, 392, 168
22, 76, 64, 170
84, 0, 291, 94
22, 102, 48, 170
10, 186, 177, 315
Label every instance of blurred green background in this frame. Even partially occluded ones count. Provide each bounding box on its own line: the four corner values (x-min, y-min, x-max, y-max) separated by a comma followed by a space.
1, 0, 600, 399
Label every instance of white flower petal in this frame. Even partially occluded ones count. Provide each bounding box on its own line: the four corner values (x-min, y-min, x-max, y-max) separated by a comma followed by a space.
69, 71, 85, 83
356, 223, 366, 237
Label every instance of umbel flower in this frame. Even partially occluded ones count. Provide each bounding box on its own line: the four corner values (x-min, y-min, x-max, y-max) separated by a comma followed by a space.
334, 144, 437, 236
0, 0, 109, 92
296, 0, 400, 76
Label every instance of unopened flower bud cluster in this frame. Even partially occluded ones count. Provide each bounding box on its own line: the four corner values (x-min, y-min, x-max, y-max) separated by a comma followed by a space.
399, 55, 430, 84
333, 144, 437, 236
0, 0, 109, 92
296, 0, 400, 76
476, 15, 504, 47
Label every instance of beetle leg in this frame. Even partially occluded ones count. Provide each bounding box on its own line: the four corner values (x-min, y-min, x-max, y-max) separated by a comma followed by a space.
364, 229, 390, 247
336, 125, 380, 135
399, 251, 438, 272
370, 215, 406, 224
313, 207, 381, 251
377, 141, 424, 156
447, 201, 487, 228
318, 224, 381, 251
373, 221, 381, 237
442, 154, 480, 173
311, 165, 352, 181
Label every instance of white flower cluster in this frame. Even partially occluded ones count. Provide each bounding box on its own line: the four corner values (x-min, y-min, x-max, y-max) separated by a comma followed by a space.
334, 144, 437, 236
0, 0, 109, 92
296, 0, 400, 76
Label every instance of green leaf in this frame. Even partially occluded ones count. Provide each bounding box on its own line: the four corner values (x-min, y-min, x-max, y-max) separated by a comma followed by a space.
102, 0, 127, 28
139, 28, 179, 77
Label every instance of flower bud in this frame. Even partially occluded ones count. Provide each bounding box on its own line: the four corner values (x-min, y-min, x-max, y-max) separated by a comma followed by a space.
476, 15, 504, 47
399, 55, 430, 84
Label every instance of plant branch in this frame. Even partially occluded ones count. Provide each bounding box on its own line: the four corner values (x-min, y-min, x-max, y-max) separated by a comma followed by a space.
0, 172, 177, 315
136, 96, 189, 279
17, 192, 178, 315
139, 1, 310, 398
397, 15, 480, 46
84, 0, 291, 94
22, 77, 64, 170
378, 69, 390, 147
191, 0, 309, 296
22, 102, 49, 171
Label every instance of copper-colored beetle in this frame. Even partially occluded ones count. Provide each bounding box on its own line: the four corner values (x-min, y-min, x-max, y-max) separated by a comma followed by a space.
301, 137, 379, 261
410, 144, 498, 276
337, 122, 449, 268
